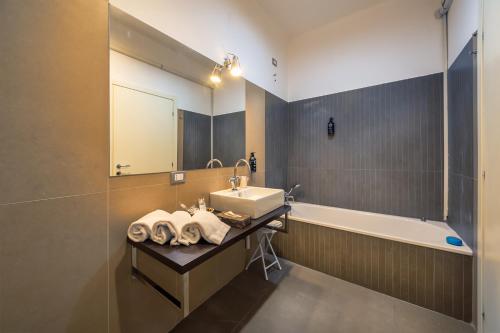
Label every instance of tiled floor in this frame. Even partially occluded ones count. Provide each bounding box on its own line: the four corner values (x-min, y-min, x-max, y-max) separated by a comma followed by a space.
172, 259, 475, 333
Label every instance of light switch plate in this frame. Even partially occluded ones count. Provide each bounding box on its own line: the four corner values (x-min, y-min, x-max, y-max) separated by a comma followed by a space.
170, 171, 186, 184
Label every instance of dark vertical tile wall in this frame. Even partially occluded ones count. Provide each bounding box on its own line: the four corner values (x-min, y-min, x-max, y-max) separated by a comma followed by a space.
448, 37, 477, 250
265, 92, 289, 190
182, 110, 211, 170
287, 73, 444, 220
272, 219, 473, 322
213, 111, 246, 167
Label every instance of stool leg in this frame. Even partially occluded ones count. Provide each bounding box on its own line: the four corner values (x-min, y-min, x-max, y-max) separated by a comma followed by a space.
265, 233, 282, 270
259, 242, 268, 280
246, 233, 265, 270
245, 242, 261, 270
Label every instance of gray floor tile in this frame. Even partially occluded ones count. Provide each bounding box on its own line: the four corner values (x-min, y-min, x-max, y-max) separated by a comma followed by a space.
394, 300, 474, 333
172, 259, 475, 333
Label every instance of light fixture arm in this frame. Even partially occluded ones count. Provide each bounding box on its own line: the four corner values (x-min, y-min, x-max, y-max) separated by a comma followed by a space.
223, 52, 238, 69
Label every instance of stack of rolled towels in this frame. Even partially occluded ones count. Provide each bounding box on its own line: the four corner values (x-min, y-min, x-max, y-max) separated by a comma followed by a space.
127, 210, 230, 246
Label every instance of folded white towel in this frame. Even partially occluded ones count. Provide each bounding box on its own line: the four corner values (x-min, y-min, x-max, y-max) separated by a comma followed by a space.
127, 210, 162, 242
188, 211, 231, 245
267, 220, 283, 228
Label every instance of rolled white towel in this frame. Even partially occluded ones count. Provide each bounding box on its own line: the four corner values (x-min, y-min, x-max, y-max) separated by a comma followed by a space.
127, 210, 164, 242
150, 210, 176, 245
179, 224, 201, 246
188, 211, 231, 245
168, 211, 199, 246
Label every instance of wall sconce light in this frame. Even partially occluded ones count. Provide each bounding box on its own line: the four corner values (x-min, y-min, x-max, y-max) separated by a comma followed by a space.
225, 53, 242, 77
210, 64, 223, 84
210, 53, 242, 84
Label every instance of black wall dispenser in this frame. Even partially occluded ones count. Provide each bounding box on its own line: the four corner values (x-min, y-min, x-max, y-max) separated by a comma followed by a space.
249, 152, 257, 172
328, 117, 335, 136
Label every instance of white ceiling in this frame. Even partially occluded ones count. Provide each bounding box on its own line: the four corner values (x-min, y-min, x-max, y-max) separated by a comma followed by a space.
255, 0, 389, 38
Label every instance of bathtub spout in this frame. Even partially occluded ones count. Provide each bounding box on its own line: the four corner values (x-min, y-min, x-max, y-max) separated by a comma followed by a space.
420, 217, 427, 222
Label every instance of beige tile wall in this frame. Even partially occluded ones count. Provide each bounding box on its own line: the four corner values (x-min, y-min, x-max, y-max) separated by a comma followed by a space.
0, 1, 109, 333
108, 168, 236, 333
245, 81, 266, 186
1, 2, 267, 332
0, 1, 109, 205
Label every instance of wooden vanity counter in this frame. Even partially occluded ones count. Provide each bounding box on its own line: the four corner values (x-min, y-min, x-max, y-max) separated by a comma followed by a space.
127, 205, 290, 274
127, 205, 290, 321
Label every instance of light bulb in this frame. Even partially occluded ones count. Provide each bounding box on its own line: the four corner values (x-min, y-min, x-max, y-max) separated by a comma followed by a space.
230, 66, 242, 77
210, 65, 222, 83
210, 74, 221, 83
230, 56, 242, 77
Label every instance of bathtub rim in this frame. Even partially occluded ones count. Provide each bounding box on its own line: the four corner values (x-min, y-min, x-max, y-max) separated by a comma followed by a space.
282, 202, 473, 256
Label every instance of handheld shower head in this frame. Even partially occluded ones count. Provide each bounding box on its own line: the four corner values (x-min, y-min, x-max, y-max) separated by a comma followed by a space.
286, 184, 301, 196
435, 0, 453, 18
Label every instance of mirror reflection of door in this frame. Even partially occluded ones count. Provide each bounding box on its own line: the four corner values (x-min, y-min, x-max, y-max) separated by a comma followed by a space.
111, 84, 177, 176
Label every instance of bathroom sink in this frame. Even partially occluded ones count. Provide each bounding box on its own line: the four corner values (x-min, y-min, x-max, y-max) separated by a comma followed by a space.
210, 186, 285, 219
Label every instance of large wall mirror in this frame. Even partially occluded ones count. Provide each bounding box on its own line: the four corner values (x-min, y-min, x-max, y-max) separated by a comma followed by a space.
109, 6, 246, 176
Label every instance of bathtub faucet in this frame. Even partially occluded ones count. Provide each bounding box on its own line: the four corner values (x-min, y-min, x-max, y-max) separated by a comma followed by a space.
285, 184, 301, 205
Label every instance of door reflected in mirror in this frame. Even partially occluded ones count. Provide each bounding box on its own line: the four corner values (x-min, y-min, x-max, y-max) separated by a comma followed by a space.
111, 83, 177, 176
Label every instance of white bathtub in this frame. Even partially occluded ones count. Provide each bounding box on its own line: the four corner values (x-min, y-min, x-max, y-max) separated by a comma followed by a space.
285, 202, 472, 256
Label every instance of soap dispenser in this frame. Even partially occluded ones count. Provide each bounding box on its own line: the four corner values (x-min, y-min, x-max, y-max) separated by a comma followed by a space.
249, 152, 257, 173
328, 117, 335, 136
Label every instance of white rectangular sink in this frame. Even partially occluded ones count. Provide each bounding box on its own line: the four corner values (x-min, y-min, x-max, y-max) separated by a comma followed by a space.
210, 186, 285, 219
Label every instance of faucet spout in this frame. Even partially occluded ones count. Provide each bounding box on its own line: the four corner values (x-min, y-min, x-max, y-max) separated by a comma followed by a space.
230, 159, 251, 191
234, 159, 251, 177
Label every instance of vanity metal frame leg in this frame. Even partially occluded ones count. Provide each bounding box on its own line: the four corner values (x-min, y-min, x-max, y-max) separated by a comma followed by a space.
131, 246, 138, 279
245, 235, 251, 249
182, 272, 190, 318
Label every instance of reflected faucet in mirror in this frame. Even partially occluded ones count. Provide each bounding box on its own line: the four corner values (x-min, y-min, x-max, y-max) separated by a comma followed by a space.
229, 159, 251, 191
206, 159, 223, 169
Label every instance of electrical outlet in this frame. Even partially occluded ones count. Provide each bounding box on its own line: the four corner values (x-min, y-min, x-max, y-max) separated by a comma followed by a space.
170, 171, 186, 184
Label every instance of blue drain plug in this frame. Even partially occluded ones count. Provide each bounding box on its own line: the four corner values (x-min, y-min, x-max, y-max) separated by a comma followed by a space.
446, 236, 463, 247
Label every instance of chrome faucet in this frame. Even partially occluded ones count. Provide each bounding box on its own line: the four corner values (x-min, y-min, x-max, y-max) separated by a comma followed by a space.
206, 158, 223, 168
230, 159, 251, 191
285, 184, 301, 205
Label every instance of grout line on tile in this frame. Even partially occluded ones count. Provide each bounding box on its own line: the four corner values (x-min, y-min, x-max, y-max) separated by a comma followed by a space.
0, 190, 108, 206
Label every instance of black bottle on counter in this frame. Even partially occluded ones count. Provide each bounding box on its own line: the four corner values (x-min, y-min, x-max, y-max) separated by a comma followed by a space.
249, 152, 257, 173
328, 117, 335, 136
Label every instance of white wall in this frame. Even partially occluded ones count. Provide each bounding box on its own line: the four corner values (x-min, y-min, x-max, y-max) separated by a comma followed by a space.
287, 0, 444, 102
110, 50, 212, 115
447, 0, 479, 66
110, 0, 288, 101
480, 0, 500, 333
213, 72, 246, 116
482, 1, 500, 331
